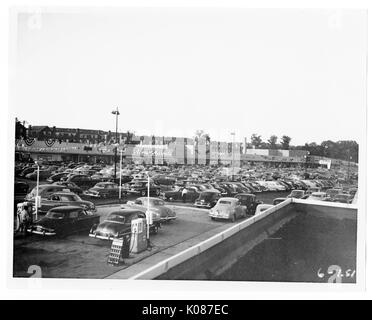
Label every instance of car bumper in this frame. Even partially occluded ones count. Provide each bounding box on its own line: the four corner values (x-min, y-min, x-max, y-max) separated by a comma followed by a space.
194, 203, 212, 208
83, 192, 101, 198
28, 228, 56, 236
89, 233, 114, 240
160, 216, 177, 222
209, 212, 230, 220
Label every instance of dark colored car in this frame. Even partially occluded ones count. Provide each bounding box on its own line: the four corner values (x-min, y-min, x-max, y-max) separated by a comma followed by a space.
38, 191, 96, 214
126, 181, 161, 197
152, 174, 177, 186
84, 182, 127, 198
89, 208, 148, 240
25, 170, 53, 180
46, 172, 69, 183
19, 167, 36, 177
63, 174, 98, 190
14, 181, 29, 195
163, 186, 200, 202
194, 191, 221, 209
29, 206, 100, 236
234, 193, 263, 215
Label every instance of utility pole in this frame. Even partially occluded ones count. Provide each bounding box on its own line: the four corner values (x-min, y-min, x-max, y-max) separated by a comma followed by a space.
111, 108, 120, 181
231, 132, 235, 181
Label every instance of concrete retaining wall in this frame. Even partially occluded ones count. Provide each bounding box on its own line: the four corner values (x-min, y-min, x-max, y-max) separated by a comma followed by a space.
130, 199, 357, 280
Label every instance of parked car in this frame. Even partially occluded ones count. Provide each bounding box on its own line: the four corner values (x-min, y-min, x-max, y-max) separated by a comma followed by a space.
19, 167, 36, 178
126, 197, 176, 222
63, 174, 99, 190
46, 172, 69, 183
163, 186, 200, 202
53, 181, 83, 195
126, 181, 161, 197
25, 184, 71, 201
209, 197, 247, 222
325, 188, 342, 200
14, 181, 29, 195
332, 193, 352, 204
89, 208, 159, 240
29, 206, 100, 236
287, 190, 306, 199
37, 191, 96, 214
234, 193, 263, 215
307, 192, 329, 201
194, 191, 221, 209
25, 170, 52, 180
84, 182, 126, 198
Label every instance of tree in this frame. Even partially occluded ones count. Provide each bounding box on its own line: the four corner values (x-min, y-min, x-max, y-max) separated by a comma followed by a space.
250, 134, 262, 148
281, 135, 291, 150
267, 135, 278, 149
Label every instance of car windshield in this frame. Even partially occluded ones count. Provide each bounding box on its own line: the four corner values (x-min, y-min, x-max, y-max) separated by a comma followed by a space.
107, 213, 126, 223
219, 200, 232, 205
312, 194, 325, 198
60, 194, 81, 201
46, 211, 65, 219
147, 199, 164, 206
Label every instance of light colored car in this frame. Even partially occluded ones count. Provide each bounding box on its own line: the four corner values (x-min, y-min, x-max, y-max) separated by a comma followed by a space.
255, 204, 274, 215
126, 197, 176, 222
209, 197, 247, 222
307, 192, 329, 201
287, 190, 305, 199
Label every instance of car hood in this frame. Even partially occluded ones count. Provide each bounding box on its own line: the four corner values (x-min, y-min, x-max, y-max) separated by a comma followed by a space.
95, 221, 128, 235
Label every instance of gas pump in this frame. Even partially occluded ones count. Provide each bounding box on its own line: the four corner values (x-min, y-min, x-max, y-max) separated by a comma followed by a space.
130, 217, 147, 253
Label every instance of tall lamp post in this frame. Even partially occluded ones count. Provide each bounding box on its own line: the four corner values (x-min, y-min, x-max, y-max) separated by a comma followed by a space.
111, 108, 120, 181
231, 132, 235, 181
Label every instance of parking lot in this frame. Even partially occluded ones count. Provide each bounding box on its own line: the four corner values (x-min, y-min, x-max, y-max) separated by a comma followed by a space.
13, 157, 358, 279
13, 205, 230, 278
13, 188, 294, 279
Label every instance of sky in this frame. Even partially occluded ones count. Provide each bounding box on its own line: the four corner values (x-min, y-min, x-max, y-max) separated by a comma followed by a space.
12, 8, 367, 145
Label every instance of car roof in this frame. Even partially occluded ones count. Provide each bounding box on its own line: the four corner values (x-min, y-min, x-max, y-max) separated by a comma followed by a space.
218, 197, 238, 202
109, 209, 145, 216
50, 192, 77, 196
235, 193, 255, 196
49, 206, 84, 212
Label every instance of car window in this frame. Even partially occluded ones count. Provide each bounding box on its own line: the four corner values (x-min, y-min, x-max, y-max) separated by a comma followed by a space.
51, 195, 60, 201
69, 211, 79, 219
135, 200, 142, 205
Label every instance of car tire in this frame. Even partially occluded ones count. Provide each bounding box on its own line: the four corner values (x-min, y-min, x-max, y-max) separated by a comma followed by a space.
141, 190, 146, 196
156, 189, 160, 196
211, 217, 215, 221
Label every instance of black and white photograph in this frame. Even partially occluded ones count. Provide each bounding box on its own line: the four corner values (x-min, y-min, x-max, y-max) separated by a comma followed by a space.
5, 3, 367, 293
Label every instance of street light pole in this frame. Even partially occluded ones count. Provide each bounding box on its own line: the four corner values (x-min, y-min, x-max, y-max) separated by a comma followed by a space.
35, 162, 40, 221
231, 132, 235, 181
111, 108, 120, 181
119, 149, 123, 199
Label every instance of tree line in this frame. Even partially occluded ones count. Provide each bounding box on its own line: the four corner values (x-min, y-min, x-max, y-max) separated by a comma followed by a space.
248, 134, 358, 163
